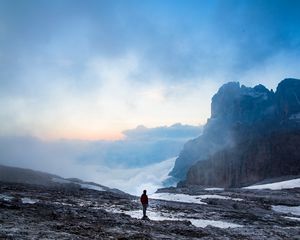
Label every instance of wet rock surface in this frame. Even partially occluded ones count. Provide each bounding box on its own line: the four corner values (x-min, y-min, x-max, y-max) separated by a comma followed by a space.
1, 182, 300, 239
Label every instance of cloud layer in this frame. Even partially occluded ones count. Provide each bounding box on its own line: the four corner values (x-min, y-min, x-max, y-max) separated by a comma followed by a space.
0, 124, 200, 194
1, 0, 300, 139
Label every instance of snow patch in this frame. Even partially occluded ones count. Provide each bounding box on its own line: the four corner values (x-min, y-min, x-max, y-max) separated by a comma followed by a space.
205, 188, 224, 191
284, 216, 300, 221
53, 201, 74, 206
21, 197, 38, 204
272, 205, 300, 216
122, 209, 242, 229
52, 178, 105, 192
190, 219, 243, 228
150, 193, 242, 204
79, 183, 105, 192
52, 177, 71, 184
244, 178, 300, 190
0, 194, 14, 202
93, 198, 243, 229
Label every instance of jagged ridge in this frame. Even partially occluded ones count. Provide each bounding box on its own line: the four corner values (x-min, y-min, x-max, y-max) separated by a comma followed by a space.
170, 78, 300, 187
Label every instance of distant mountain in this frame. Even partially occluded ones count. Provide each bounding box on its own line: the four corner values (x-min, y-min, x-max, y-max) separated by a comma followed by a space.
170, 78, 300, 187
0, 164, 124, 194
0, 164, 60, 185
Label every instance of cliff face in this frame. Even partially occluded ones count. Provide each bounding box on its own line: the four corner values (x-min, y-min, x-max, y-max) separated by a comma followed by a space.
276, 78, 300, 119
170, 78, 300, 186
186, 131, 300, 187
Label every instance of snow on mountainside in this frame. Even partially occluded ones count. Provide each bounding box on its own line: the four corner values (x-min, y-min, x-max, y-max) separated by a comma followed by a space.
244, 178, 300, 190
52, 177, 106, 191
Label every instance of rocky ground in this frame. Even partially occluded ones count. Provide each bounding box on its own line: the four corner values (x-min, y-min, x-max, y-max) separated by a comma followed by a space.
0, 182, 300, 239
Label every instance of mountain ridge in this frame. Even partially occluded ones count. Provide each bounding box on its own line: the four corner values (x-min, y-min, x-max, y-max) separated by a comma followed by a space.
0, 164, 125, 194
170, 78, 300, 187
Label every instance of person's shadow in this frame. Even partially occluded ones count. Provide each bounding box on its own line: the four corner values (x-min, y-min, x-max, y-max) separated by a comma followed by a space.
141, 215, 150, 221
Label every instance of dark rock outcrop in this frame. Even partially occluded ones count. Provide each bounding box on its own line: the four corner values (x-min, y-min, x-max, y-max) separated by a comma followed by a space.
170, 78, 300, 186
0, 164, 60, 186
276, 78, 300, 119
186, 131, 300, 187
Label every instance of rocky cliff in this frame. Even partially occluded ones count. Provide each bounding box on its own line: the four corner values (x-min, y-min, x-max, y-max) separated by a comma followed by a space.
170, 78, 300, 186
185, 131, 300, 187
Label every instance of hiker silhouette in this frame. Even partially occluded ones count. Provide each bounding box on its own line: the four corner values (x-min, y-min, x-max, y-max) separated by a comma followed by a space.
140, 189, 149, 219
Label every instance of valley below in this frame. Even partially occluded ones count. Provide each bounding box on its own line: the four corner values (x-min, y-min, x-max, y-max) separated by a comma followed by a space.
1, 181, 300, 240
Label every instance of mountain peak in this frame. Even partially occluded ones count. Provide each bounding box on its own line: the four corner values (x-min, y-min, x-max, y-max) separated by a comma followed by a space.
170, 78, 300, 181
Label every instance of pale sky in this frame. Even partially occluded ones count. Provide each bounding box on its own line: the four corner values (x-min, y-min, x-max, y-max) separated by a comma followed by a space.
1, 0, 300, 140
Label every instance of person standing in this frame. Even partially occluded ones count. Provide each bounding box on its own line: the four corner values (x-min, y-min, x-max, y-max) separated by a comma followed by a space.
140, 189, 148, 218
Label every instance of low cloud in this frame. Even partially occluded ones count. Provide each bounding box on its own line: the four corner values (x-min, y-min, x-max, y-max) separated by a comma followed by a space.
1, 1, 300, 138
0, 124, 201, 194
123, 123, 202, 140
90, 157, 176, 195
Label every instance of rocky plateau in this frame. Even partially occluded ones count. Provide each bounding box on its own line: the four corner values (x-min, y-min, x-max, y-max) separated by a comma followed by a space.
1, 181, 300, 239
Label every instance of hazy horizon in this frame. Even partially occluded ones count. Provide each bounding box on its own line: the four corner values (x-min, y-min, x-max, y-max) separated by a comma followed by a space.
0, 123, 202, 194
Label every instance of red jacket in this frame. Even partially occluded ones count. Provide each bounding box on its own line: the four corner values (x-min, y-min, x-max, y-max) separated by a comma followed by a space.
140, 193, 148, 204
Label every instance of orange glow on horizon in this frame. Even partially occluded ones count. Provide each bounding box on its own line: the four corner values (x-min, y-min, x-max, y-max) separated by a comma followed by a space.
33, 119, 205, 141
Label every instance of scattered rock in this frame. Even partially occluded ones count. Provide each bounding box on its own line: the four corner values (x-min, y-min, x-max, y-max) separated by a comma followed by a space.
1, 182, 299, 239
